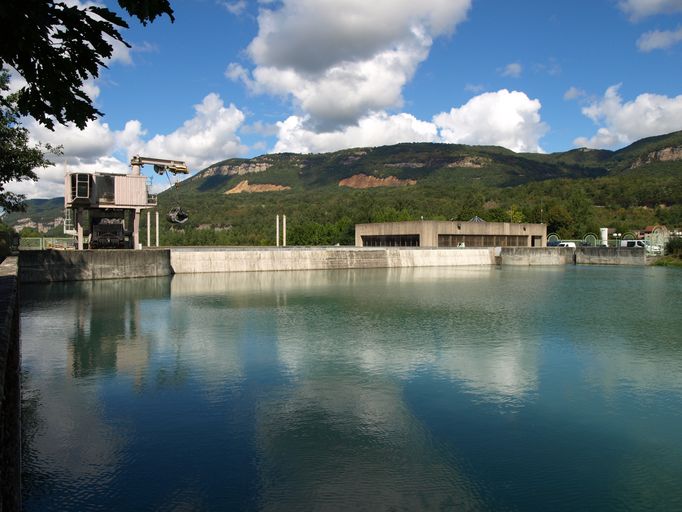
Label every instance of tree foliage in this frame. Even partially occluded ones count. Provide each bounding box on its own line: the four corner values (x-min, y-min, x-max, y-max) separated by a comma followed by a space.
0, 72, 58, 213
0, 0, 174, 129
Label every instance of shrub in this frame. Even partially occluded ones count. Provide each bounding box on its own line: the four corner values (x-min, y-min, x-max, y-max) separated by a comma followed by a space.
665, 237, 682, 257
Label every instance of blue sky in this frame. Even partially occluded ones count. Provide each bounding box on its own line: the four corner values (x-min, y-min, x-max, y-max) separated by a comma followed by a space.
8, 0, 682, 198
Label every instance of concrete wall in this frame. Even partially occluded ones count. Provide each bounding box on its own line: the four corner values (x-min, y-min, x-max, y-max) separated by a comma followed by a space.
170, 247, 496, 274
0, 257, 21, 512
500, 247, 576, 266
575, 247, 646, 265
500, 247, 648, 266
355, 220, 546, 247
19, 249, 172, 283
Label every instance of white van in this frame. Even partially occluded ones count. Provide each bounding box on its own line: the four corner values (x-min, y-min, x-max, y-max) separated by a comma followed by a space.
620, 239, 662, 254
558, 242, 576, 248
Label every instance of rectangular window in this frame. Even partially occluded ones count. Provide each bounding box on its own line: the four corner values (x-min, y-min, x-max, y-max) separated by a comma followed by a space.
361, 235, 420, 247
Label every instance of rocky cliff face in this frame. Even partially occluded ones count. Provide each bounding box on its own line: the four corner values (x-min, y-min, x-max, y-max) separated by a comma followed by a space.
338, 174, 417, 189
447, 156, 491, 168
630, 146, 682, 168
205, 161, 273, 177
225, 180, 291, 194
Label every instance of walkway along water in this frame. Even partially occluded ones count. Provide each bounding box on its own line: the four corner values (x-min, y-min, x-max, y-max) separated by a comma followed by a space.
0, 257, 21, 511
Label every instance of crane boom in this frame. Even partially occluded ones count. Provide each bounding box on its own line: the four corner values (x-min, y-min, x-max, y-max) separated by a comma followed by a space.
130, 155, 189, 175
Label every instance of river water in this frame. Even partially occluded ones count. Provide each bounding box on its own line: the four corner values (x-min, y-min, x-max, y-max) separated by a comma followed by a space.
19, 266, 682, 511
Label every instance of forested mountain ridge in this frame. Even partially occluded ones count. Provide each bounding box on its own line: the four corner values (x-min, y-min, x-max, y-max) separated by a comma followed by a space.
4, 131, 682, 245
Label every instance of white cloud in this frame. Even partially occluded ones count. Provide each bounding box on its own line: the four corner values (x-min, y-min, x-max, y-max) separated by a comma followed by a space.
233, 0, 471, 129
252, 37, 431, 130
274, 112, 438, 154
220, 0, 248, 16
225, 62, 253, 87
564, 86, 586, 101
637, 26, 682, 51
132, 93, 247, 170
618, 0, 682, 20
6, 93, 248, 199
500, 62, 522, 78
574, 84, 682, 148
434, 90, 548, 153
273, 89, 549, 155
27, 119, 117, 164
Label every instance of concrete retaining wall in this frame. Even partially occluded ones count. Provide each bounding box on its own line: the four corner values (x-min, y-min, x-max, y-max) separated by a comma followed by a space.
15, 246, 649, 282
500, 247, 576, 266
500, 247, 648, 266
19, 249, 172, 283
170, 247, 496, 274
0, 258, 21, 511
575, 247, 646, 265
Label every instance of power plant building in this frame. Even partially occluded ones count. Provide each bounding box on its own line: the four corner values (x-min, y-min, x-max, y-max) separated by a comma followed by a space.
355, 219, 547, 248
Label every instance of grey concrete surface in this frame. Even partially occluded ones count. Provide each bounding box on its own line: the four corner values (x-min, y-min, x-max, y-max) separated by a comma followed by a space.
500, 247, 576, 266
575, 247, 647, 265
170, 247, 497, 274
19, 249, 172, 282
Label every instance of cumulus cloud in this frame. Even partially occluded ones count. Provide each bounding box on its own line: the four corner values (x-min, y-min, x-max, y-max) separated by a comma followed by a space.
434, 90, 548, 153
637, 26, 682, 51
6, 93, 247, 199
274, 112, 438, 153
132, 93, 247, 170
618, 0, 682, 20
273, 89, 549, 155
500, 62, 522, 78
232, 0, 471, 129
574, 84, 682, 148
27, 119, 118, 164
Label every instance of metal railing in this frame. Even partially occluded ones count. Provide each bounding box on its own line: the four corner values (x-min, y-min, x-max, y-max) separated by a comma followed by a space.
19, 237, 75, 250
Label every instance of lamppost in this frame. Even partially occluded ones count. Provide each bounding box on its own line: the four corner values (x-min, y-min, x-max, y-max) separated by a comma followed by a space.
613, 232, 621, 248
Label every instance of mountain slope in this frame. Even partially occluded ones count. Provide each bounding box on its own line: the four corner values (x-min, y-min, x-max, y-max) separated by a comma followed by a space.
4, 131, 682, 244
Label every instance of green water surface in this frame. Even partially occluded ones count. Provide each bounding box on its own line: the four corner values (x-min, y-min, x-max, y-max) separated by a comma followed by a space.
19, 266, 682, 511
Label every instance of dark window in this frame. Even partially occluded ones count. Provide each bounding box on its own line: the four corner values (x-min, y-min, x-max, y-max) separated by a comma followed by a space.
438, 234, 529, 247
362, 235, 420, 247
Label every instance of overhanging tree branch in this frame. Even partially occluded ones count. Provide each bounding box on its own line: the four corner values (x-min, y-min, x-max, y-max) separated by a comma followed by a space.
0, 0, 174, 129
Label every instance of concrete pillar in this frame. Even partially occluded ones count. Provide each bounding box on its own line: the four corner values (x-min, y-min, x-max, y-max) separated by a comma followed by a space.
155, 211, 159, 247
283, 215, 287, 247
147, 210, 151, 247
77, 209, 84, 250
276, 214, 280, 247
133, 209, 140, 249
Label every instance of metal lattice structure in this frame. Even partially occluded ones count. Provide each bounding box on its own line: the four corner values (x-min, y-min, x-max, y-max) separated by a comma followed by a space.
647, 226, 669, 253
583, 233, 598, 247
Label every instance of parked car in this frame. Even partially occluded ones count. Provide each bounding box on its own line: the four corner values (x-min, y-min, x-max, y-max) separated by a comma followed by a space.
558, 242, 576, 248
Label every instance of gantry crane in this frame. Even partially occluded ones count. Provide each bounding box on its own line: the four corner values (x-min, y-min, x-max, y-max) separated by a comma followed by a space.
64, 155, 191, 249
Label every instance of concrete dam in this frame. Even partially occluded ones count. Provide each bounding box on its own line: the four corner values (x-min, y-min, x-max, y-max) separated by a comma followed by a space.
16, 245, 647, 283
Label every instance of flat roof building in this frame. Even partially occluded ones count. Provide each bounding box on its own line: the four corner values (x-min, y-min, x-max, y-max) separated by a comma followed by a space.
355, 220, 547, 248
